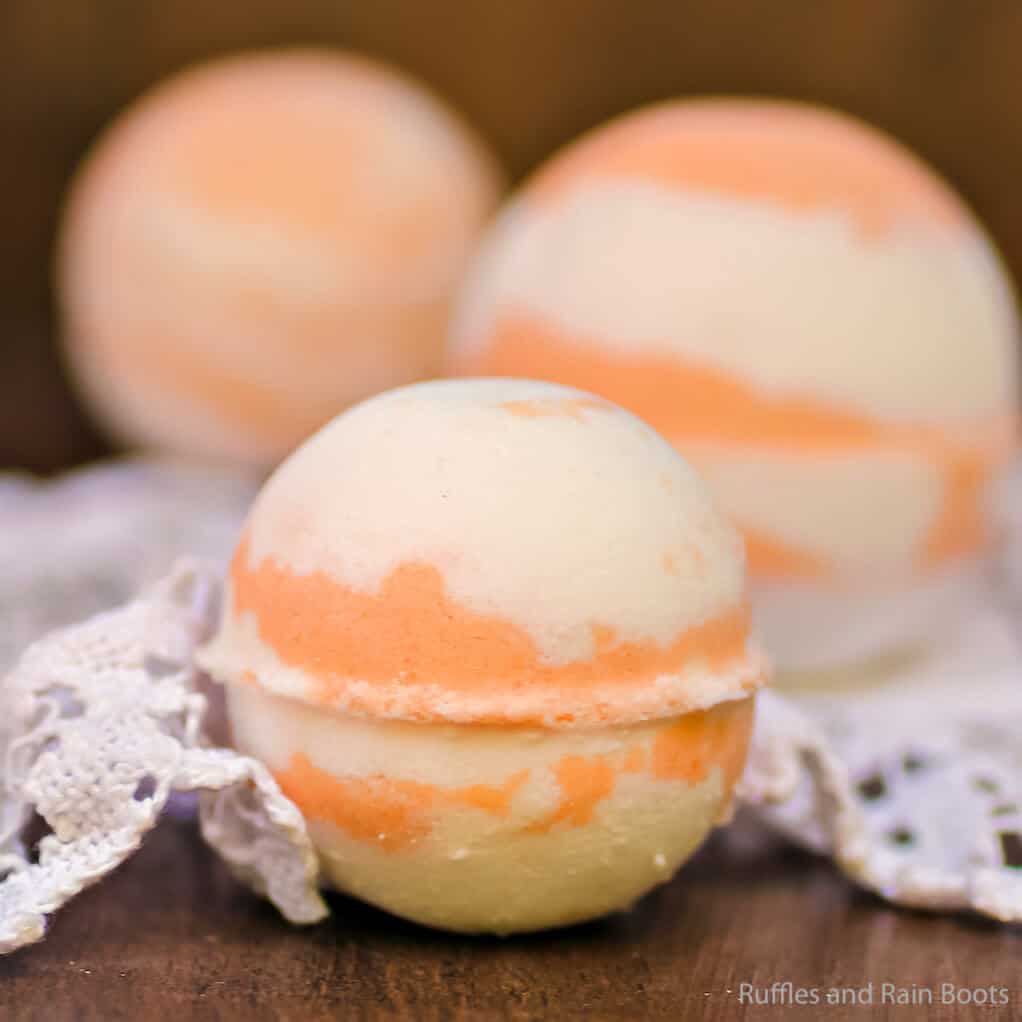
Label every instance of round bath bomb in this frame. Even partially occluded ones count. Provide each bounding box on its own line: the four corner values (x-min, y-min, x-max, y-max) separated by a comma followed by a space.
199, 378, 765, 933
58, 49, 504, 465
448, 99, 1019, 676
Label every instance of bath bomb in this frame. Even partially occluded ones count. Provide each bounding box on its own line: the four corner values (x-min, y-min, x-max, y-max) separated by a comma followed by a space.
448, 99, 1019, 675
199, 378, 765, 933
58, 49, 504, 465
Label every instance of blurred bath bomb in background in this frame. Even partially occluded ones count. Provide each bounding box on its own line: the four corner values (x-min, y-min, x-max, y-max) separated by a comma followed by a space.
449, 98, 1019, 675
200, 379, 764, 933
58, 49, 504, 465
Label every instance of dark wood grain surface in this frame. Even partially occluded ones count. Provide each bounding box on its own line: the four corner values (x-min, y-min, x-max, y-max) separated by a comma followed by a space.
1, 809, 1018, 1022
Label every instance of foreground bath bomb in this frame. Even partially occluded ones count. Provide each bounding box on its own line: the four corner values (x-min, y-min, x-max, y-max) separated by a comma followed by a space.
199, 378, 764, 933
58, 49, 503, 465
448, 99, 1019, 674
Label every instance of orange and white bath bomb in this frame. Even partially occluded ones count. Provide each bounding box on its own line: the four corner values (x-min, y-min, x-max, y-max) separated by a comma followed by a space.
58, 50, 504, 465
198, 378, 765, 933
448, 99, 1019, 675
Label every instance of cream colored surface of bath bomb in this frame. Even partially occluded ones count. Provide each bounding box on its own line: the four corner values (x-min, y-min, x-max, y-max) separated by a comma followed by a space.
59, 49, 504, 465
448, 99, 1019, 674
200, 378, 764, 932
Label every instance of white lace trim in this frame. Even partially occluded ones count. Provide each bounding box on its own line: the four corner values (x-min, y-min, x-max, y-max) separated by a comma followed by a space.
0, 458, 255, 671
742, 666, 1022, 921
0, 563, 326, 954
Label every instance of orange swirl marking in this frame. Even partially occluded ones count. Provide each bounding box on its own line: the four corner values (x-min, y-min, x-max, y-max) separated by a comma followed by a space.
527, 697, 754, 835
274, 698, 755, 852
651, 697, 755, 792
499, 396, 614, 421
741, 528, 829, 581
923, 457, 988, 566
88, 326, 329, 444
275, 753, 530, 854
454, 771, 530, 816
275, 757, 436, 853
229, 535, 752, 711
527, 101, 969, 238
526, 756, 616, 833
455, 314, 1015, 578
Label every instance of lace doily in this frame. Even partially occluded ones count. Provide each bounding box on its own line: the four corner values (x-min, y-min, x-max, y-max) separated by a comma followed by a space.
0, 458, 1020, 951
0, 562, 326, 953
0, 458, 256, 671
741, 611, 1022, 921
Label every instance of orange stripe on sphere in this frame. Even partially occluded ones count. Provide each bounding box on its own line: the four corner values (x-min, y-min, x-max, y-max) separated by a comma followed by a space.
229, 535, 752, 710
456, 315, 1014, 577
923, 457, 989, 566
498, 395, 614, 421
275, 755, 437, 853
526, 755, 616, 833
274, 698, 755, 851
651, 698, 755, 794
275, 754, 530, 853
89, 328, 330, 445
741, 528, 829, 581
528, 101, 969, 238
454, 770, 530, 817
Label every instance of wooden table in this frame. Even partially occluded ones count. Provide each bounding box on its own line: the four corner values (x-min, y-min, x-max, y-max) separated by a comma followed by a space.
2, 807, 1018, 1021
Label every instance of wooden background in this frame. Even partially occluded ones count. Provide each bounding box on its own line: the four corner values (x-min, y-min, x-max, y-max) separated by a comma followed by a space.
2, 0, 1022, 471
